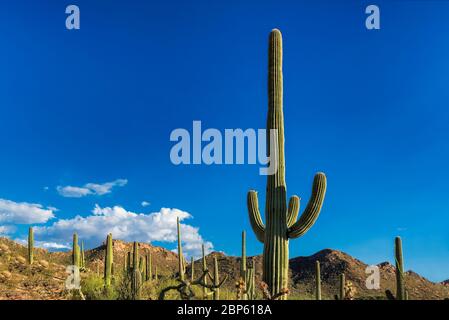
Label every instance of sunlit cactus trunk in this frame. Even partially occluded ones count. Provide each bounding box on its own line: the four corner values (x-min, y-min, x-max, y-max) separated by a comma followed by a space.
131, 241, 142, 299
339, 273, 345, 300
247, 29, 327, 300
177, 217, 185, 281
202, 244, 208, 299
72, 233, 80, 268
395, 236, 406, 300
104, 233, 113, 287
146, 254, 152, 281
212, 257, 220, 300
241, 230, 248, 300
28, 227, 34, 265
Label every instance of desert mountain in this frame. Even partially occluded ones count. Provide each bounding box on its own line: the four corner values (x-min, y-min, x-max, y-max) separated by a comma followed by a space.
0, 237, 447, 300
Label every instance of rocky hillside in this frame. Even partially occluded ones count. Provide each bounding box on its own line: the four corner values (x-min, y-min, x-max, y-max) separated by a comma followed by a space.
0, 237, 448, 300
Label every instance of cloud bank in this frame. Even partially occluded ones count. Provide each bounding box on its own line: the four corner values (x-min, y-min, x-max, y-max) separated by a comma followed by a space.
35, 205, 213, 258
0, 198, 55, 224
56, 179, 128, 198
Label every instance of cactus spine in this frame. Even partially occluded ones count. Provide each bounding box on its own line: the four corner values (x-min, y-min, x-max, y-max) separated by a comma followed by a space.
103, 233, 113, 287
72, 233, 80, 268
131, 241, 142, 299
247, 29, 327, 299
315, 261, 321, 300
28, 227, 34, 265
177, 217, 185, 281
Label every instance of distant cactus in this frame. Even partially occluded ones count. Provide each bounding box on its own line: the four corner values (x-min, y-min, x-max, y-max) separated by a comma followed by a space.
104, 233, 113, 287
190, 256, 195, 282
80, 241, 85, 271
240, 230, 248, 300
202, 244, 208, 299
247, 29, 327, 299
386, 237, 408, 300
146, 254, 152, 281
72, 233, 80, 268
28, 227, 33, 265
131, 241, 142, 300
315, 261, 321, 300
335, 273, 345, 300
211, 257, 220, 300
177, 217, 185, 281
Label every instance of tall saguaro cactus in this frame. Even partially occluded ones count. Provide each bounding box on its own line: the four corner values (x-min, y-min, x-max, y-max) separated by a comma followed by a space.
104, 233, 113, 287
131, 241, 142, 299
202, 244, 208, 299
386, 236, 407, 300
72, 233, 80, 268
177, 217, 185, 281
315, 261, 321, 300
212, 257, 220, 300
80, 241, 85, 270
146, 254, 152, 281
247, 29, 327, 299
28, 227, 34, 265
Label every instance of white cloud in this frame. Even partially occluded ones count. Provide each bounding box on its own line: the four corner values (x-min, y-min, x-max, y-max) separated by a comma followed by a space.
35, 205, 213, 258
15, 238, 70, 250
0, 198, 55, 224
0, 225, 16, 235
57, 179, 128, 198
141, 201, 150, 207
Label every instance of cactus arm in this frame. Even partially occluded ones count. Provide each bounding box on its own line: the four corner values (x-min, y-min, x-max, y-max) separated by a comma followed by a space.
288, 173, 327, 239
286, 195, 300, 228
247, 191, 265, 243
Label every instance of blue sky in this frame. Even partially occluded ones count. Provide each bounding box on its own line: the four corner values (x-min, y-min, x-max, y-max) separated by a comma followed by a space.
0, 0, 448, 282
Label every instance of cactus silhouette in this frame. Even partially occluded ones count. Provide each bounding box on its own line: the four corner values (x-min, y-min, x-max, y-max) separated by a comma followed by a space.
28, 227, 33, 265
247, 29, 327, 299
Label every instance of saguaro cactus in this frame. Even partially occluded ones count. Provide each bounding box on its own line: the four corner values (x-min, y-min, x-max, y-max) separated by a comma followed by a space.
247, 29, 327, 299
241, 230, 248, 300
202, 244, 208, 299
315, 261, 321, 300
131, 241, 142, 299
386, 236, 407, 300
335, 273, 345, 300
146, 254, 152, 281
80, 241, 85, 270
72, 233, 80, 268
190, 256, 195, 282
177, 217, 185, 281
28, 227, 34, 265
246, 263, 256, 300
104, 233, 113, 287
212, 257, 220, 300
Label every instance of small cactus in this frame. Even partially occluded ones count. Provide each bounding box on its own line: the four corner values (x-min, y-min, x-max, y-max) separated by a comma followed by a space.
28, 227, 34, 265
80, 241, 85, 271
335, 273, 345, 300
212, 257, 220, 300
